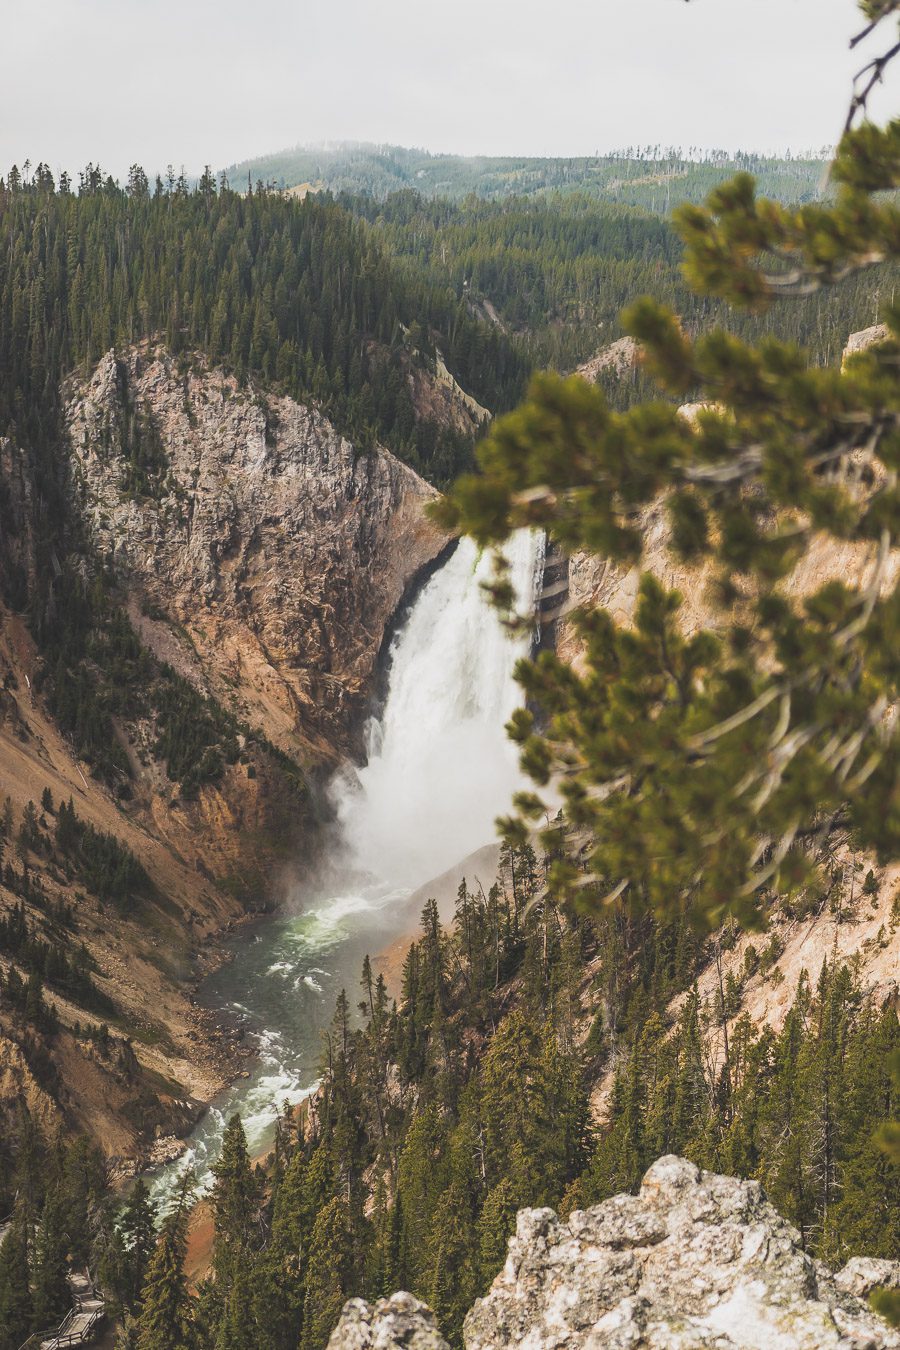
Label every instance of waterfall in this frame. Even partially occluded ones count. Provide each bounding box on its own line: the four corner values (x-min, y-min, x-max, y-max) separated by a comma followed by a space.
330, 530, 544, 892
146, 530, 543, 1208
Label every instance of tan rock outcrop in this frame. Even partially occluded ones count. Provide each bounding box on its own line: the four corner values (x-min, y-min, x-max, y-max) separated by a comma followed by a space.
842, 322, 890, 366
329, 1293, 449, 1350
66, 343, 449, 761
329, 1158, 900, 1350
576, 335, 640, 384
464, 1157, 900, 1349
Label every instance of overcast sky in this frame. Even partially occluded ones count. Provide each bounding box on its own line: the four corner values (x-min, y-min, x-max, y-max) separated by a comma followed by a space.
3, 0, 894, 180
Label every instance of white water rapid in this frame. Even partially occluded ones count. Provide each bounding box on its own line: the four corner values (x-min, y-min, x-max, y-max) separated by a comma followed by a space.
147, 530, 543, 1209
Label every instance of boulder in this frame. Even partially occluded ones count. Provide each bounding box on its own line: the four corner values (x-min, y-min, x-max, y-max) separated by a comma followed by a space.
329, 1157, 900, 1349
328, 1292, 449, 1350
464, 1156, 900, 1349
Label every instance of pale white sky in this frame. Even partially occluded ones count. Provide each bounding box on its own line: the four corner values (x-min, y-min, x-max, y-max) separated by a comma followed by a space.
3, 0, 895, 180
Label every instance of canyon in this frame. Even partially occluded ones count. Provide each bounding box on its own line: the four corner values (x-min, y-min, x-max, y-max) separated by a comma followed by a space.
0, 326, 896, 1187
0, 43, 897, 1344
0, 343, 451, 1163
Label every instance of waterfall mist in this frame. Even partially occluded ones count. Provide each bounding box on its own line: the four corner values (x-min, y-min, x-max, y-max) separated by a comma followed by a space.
330, 532, 544, 892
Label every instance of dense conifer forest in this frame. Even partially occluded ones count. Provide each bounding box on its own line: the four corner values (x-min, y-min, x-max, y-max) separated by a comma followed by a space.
340, 189, 890, 370
0, 161, 886, 501
3, 848, 894, 1349
0, 163, 526, 491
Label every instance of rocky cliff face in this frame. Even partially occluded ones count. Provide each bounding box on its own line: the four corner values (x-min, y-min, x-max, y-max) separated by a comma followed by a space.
329, 1157, 900, 1350
65, 342, 448, 761
0, 344, 450, 1161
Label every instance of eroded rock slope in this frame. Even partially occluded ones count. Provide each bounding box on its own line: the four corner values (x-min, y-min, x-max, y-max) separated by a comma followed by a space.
66, 342, 448, 760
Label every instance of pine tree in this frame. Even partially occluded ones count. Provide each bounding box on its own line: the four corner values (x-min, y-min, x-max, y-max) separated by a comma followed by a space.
427, 1179, 477, 1346
119, 1179, 157, 1310
210, 1116, 260, 1295
250, 1154, 308, 1350
871, 1048, 900, 1326
31, 1187, 69, 1328
476, 1178, 517, 1287
479, 1011, 543, 1194
135, 1183, 195, 1350
671, 992, 708, 1156
757, 988, 815, 1241
396, 1105, 451, 1291
365, 1175, 401, 1301
299, 1197, 355, 1350
0, 1212, 32, 1350
824, 1008, 900, 1264
214, 1261, 258, 1350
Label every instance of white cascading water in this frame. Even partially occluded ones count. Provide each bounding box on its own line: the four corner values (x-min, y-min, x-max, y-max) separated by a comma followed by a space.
147, 530, 543, 1208
331, 530, 545, 891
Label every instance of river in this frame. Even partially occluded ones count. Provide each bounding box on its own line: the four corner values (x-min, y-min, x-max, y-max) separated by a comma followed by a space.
147, 532, 543, 1212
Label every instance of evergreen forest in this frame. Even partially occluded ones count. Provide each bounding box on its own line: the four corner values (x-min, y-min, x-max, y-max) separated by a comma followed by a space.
227, 142, 835, 211
2, 849, 895, 1350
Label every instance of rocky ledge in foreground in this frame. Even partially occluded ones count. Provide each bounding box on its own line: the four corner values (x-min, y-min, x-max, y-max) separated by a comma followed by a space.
328, 1156, 900, 1350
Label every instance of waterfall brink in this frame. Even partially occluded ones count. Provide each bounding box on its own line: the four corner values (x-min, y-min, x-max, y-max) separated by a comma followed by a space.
331, 530, 544, 892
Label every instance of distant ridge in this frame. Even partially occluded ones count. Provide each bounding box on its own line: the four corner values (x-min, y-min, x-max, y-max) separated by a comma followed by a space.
225, 140, 830, 211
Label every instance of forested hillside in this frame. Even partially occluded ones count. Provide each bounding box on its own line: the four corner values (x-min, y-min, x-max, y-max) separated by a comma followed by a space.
0, 165, 525, 493
228, 142, 831, 211
340, 190, 890, 371
40, 846, 892, 1350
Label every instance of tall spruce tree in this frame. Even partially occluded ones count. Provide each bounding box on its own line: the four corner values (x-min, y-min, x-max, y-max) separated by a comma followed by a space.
134, 1181, 195, 1350
118, 1179, 158, 1311
30, 1187, 69, 1329
299, 1197, 355, 1350
210, 1115, 261, 1295
871, 1048, 900, 1324
0, 1212, 32, 1350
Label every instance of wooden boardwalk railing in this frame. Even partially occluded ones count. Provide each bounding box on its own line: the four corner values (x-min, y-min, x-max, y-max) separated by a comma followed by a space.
18, 1268, 105, 1350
